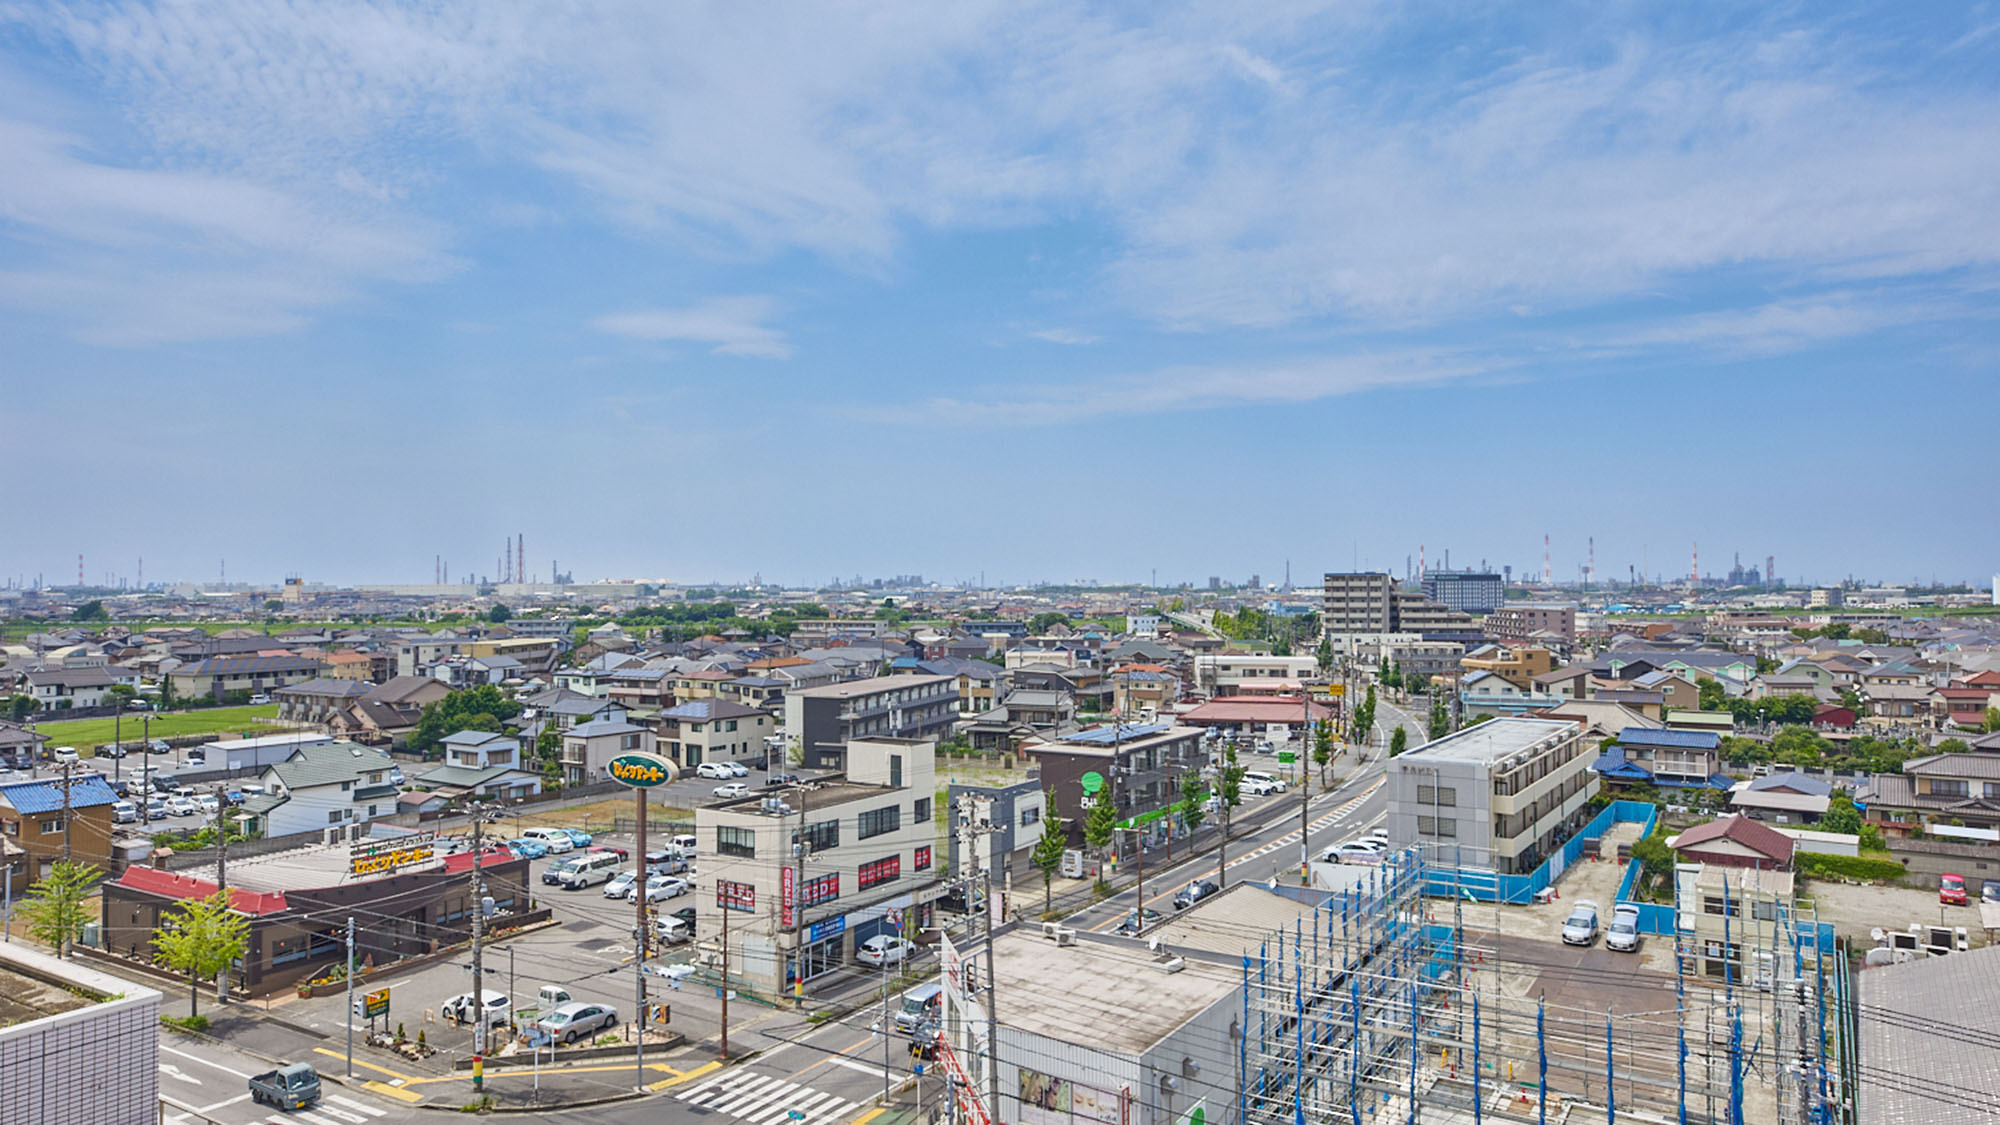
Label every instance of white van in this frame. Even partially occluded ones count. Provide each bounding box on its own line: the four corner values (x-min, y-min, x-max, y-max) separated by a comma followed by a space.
1242, 772, 1286, 795
520, 827, 576, 854
557, 851, 621, 890
111, 800, 138, 824
668, 834, 698, 858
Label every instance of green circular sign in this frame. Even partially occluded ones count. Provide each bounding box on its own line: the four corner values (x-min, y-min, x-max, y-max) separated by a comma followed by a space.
1080, 771, 1106, 795
607, 751, 676, 789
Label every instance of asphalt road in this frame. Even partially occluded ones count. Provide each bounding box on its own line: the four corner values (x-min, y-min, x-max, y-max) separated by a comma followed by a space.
158, 1034, 416, 1125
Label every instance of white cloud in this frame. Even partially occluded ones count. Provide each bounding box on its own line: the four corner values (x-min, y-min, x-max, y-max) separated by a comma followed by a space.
593, 296, 792, 359
1029, 328, 1100, 345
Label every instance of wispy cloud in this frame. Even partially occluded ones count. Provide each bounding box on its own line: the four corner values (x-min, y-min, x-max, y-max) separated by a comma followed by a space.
1028, 328, 1100, 346
593, 296, 792, 359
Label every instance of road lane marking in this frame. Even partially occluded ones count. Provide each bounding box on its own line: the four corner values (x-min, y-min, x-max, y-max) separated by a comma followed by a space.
648, 1059, 723, 1091
161, 1042, 254, 1080
362, 1080, 423, 1103
310, 1048, 417, 1084
195, 1092, 251, 1114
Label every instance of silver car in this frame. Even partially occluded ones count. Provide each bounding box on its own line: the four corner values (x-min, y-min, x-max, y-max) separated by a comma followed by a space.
1606, 903, 1641, 953
1560, 900, 1600, 946
537, 1001, 617, 1045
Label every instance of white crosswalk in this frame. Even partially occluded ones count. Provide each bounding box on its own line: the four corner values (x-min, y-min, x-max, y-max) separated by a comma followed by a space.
676, 1067, 860, 1125
253, 1093, 387, 1125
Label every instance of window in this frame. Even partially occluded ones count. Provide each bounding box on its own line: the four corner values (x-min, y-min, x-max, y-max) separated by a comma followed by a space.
1987, 782, 2000, 800
801, 872, 840, 906
859, 856, 901, 889
717, 826, 756, 858
890, 754, 903, 789
38, 817, 63, 835
1021, 806, 1040, 826
1934, 779, 1969, 798
1703, 896, 1738, 917
367, 805, 378, 817
340, 780, 352, 791
726, 720, 738, 732
913, 797, 931, 823
328, 811, 346, 825
793, 819, 840, 853
914, 846, 932, 871
858, 805, 901, 840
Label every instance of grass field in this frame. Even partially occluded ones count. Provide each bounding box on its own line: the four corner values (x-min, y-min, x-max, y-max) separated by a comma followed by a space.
33, 705, 291, 751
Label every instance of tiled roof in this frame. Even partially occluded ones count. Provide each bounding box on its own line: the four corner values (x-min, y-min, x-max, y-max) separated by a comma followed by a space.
116, 865, 288, 915
1858, 945, 2000, 1124
1616, 727, 1720, 750
1672, 815, 1794, 862
654, 699, 764, 722
176, 655, 325, 675
267, 742, 395, 790
274, 678, 368, 698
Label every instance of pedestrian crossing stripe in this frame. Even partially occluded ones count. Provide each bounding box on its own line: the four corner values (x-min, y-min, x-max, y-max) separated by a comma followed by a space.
678, 1068, 859, 1125
252, 1091, 389, 1125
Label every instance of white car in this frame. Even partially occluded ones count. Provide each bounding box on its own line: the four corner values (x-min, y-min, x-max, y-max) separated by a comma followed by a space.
1323, 841, 1385, 865
1241, 776, 1283, 796
165, 795, 197, 816
521, 828, 576, 854
195, 794, 221, 814
711, 783, 750, 799
694, 762, 735, 780
855, 936, 919, 968
723, 761, 749, 778
631, 876, 690, 904
1561, 900, 1601, 946
442, 990, 511, 1028
1606, 903, 1642, 953
603, 871, 639, 900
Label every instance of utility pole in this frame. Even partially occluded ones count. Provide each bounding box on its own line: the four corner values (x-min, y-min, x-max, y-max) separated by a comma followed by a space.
1299, 689, 1311, 883
470, 810, 488, 1078
633, 779, 649, 1091
791, 783, 809, 1007
60, 760, 74, 862
720, 891, 730, 1060
216, 813, 232, 1004
344, 917, 356, 1078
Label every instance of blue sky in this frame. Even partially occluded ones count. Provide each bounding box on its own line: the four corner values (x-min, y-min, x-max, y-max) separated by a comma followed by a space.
3, 2, 1997, 589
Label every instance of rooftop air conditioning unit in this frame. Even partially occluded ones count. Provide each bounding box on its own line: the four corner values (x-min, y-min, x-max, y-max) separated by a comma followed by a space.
1055, 929, 1077, 947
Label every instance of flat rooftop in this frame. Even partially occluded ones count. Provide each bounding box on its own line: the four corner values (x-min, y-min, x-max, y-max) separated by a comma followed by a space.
179, 839, 446, 893
711, 779, 899, 815
788, 674, 951, 699
1398, 717, 1575, 766
989, 929, 1238, 1056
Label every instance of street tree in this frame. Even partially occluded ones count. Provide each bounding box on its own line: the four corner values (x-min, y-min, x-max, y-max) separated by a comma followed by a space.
1083, 782, 1120, 890
1428, 695, 1450, 740
1030, 790, 1068, 917
1312, 719, 1334, 787
154, 891, 251, 1019
1389, 726, 1409, 757
1215, 742, 1246, 888
19, 861, 97, 958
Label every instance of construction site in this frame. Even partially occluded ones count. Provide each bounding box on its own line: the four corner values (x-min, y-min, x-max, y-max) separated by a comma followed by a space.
1238, 850, 1846, 1125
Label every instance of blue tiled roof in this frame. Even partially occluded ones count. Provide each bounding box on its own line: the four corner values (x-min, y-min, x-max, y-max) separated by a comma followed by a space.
0, 775, 120, 813
1589, 748, 1654, 782
1616, 727, 1720, 750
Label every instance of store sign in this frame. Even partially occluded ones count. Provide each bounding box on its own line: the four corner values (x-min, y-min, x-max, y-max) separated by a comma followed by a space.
354, 988, 389, 1019
807, 914, 846, 944
348, 832, 436, 877
718, 879, 756, 912
607, 751, 676, 789
781, 865, 796, 928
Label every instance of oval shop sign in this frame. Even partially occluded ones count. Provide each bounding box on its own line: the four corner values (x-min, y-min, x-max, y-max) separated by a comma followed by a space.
608, 751, 676, 789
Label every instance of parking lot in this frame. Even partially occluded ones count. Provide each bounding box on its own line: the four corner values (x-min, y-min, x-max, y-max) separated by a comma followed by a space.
1801, 876, 1990, 949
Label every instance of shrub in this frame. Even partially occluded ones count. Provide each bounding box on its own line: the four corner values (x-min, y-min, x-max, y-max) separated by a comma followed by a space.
1796, 852, 1906, 884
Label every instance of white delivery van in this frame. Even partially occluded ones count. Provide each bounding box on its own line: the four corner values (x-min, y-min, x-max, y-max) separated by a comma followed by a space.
557, 851, 622, 889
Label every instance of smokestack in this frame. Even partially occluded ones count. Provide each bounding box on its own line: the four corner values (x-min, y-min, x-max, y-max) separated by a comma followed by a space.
517, 534, 525, 585
1543, 535, 1551, 585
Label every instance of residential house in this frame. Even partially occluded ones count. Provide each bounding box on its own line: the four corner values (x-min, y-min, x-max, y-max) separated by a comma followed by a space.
997, 689, 1074, 729
408, 763, 542, 802
1457, 671, 1563, 719
169, 655, 326, 702
649, 699, 773, 769
1009, 663, 1115, 714
605, 666, 674, 710
1532, 665, 1596, 702
1459, 644, 1555, 690
273, 678, 370, 724
1670, 814, 1796, 869
668, 668, 738, 703
237, 742, 401, 838
1861, 682, 1933, 721
1109, 664, 1181, 718
1590, 727, 1730, 791
0, 775, 118, 881
1630, 671, 1701, 712
559, 719, 654, 785
436, 730, 521, 770
321, 650, 383, 682
719, 675, 788, 713
913, 658, 1004, 716
23, 666, 114, 712
1728, 772, 1833, 823
1191, 653, 1318, 695
1857, 751, 2000, 831
0, 721, 49, 770
1675, 862, 1795, 983
1936, 683, 2000, 730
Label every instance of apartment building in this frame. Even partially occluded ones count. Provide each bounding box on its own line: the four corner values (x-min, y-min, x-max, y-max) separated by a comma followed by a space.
1387, 717, 1596, 875
784, 674, 957, 771
1485, 604, 1579, 644
1191, 653, 1318, 694
694, 737, 939, 995
168, 654, 326, 701
1420, 570, 1504, 614
559, 718, 654, 784
1020, 723, 1206, 849
1322, 572, 1478, 646
1459, 644, 1556, 690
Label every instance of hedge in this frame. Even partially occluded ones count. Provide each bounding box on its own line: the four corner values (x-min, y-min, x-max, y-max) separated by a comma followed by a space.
1796, 852, 1906, 883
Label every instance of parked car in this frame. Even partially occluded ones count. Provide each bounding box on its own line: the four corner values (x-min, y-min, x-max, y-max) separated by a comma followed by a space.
144, 797, 167, 820
519, 827, 575, 854
711, 783, 750, 799
632, 875, 690, 903
1983, 880, 2000, 905
721, 761, 749, 778
1322, 840, 1385, 865
100, 743, 128, 759
654, 915, 693, 945
195, 794, 220, 814
111, 800, 137, 824
506, 838, 548, 859
1561, 900, 1601, 946
146, 740, 172, 755
558, 827, 593, 847
52, 747, 78, 765
1606, 903, 1642, 953
1940, 873, 1969, 906
587, 843, 628, 860
1173, 879, 1220, 910
765, 773, 802, 788
695, 762, 735, 780
537, 1001, 617, 1045
166, 796, 197, 816
441, 991, 511, 1028
603, 871, 639, 900
669, 906, 697, 930
856, 936, 919, 967
938, 884, 986, 915
645, 850, 691, 875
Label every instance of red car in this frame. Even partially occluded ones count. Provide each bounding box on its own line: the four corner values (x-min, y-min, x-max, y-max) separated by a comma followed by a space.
588, 844, 629, 860
1940, 873, 1969, 906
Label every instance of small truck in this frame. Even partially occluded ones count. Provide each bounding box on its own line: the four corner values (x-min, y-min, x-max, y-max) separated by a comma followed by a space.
248, 1062, 322, 1111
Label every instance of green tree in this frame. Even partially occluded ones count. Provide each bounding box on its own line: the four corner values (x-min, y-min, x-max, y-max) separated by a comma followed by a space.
1629, 826, 1676, 886
153, 891, 250, 1018
1820, 793, 1863, 836
1837, 687, 1865, 715
1214, 742, 1246, 888
70, 600, 107, 622
7, 694, 39, 722
1315, 638, 1333, 674
18, 861, 97, 958
1179, 772, 1208, 835
1312, 719, 1334, 787
158, 674, 178, 710
1389, 726, 1409, 757
1938, 738, 1970, 755
1771, 725, 1830, 767
486, 604, 513, 623
262, 599, 284, 612
408, 686, 525, 755
1984, 708, 2000, 734
1083, 782, 1120, 888
1029, 612, 1072, 634
1031, 791, 1068, 916
106, 683, 137, 705
1698, 678, 1727, 712
1428, 695, 1449, 740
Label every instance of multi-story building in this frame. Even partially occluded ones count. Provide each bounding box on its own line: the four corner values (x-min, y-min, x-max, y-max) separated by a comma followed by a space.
437, 730, 521, 770
237, 742, 402, 838
1322, 572, 1397, 636
943, 777, 1048, 879
695, 737, 939, 995
1420, 570, 1504, 614
558, 718, 654, 784
1021, 723, 1206, 849
1674, 861, 1794, 984
1485, 604, 1579, 644
784, 674, 956, 771
1858, 750, 2000, 831
1190, 653, 1318, 694
0, 940, 161, 1125
1590, 727, 1730, 791
1387, 717, 1596, 875
273, 677, 369, 724
22, 666, 114, 712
